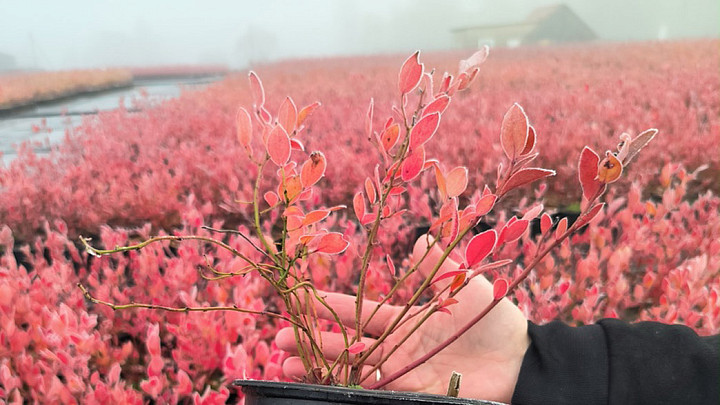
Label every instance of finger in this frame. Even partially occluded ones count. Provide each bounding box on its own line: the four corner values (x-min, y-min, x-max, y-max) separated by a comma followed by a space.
282, 356, 384, 387
412, 234, 463, 289
309, 291, 398, 337
282, 356, 306, 380
275, 327, 383, 364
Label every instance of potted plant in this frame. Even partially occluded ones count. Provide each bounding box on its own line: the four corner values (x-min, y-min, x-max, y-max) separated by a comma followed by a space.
79, 48, 655, 403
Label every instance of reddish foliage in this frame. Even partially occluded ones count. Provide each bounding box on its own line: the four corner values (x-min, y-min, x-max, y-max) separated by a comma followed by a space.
0, 40, 717, 402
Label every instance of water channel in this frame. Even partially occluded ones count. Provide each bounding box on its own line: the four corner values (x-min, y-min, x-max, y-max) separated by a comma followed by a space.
0, 75, 222, 164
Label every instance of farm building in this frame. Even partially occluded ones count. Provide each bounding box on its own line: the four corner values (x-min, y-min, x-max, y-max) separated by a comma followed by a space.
452, 4, 597, 48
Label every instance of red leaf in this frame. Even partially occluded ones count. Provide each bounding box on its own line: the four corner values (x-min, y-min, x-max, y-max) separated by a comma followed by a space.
459, 45, 489, 73
437, 307, 452, 315
445, 166, 468, 199
622, 128, 658, 165
300, 151, 326, 188
348, 342, 365, 354
512, 152, 539, 169
278, 96, 297, 134
279, 176, 303, 202
361, 213, 377, 226
440, 297, 459, 308
575, 203, 605, 229
439, 73, 452, 94
297, 101, 321, 128
364, 178, 376, 204
493, 278, 509, 300
264, 191, 279, 208
422, 72, 434, 99
386, 254, 396, 278
450, 273, 466, 292
540, 213, 552, 235
433, 269, 467, 284
409, 112, 440, 151
401, 146, 425, 182
555, 217, 568, 239
502, 168, 555, 192
440, 198, 459, 243
315, 232, 349, 255
380, 123, 400, 152
500, 104, 529, 161
499, 219, 528, 244
422, 95, 450, 117
465, 230, 497, 268
258, 106, 271, 125
579, 147, 604, 201
302, 210, 330, 227
398, 51, 424, 94
365, 98, 374, 139
521, 204, 544, 221
475, 194, 497, 217
248, 71, 265, 107
521, 125, 536, 155
289, 138, 305, 151
236, 107, 252, 149
457, 68, 479, 91
267, 126, 290, 166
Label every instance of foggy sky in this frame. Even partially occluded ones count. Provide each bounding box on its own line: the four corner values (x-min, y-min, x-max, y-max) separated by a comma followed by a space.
1, 0, 718, 70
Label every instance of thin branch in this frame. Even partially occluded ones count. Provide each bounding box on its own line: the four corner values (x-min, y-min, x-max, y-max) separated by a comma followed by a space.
77, 283, 302, 327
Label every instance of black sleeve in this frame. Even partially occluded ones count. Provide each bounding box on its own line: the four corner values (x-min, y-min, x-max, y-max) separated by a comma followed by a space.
511, 319, 720, 405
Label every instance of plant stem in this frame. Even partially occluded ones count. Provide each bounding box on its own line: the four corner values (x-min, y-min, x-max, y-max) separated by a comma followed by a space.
369, 192, 603, 389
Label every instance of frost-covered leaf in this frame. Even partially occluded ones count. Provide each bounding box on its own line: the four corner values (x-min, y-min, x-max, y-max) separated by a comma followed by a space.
493, 278, 509, 300
401, 146, 425, 182
575, 203, 605, 229
445, 167, 468, 198
236, 107, 252, 149
623, 128, 658, 165
500, 104, 529, 161
248, 71, 265, 107
503, 168, 555, 192
398, 51, 424, 94
422, 95, 450, 117
365, 178, 377, 204
300, 151, 326, 188
264, 191, 279, 207
278, 96, 297, 134
297, 101, 321, 127
521, 125, 536, 155
579, 147, 605, 200
499, 219, 529, 244
315, 232, 349, 255
302, 209, 330, 227
381, 123, 400, 152
353, 192, 365, 222
465, 230, 497, 268
267, 125, 291, 166
540, 213, 552, 235
409, 112, 440, 150
521, 204, 544, 221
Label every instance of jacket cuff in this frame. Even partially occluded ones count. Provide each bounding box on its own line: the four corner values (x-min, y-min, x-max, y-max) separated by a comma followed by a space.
511, 321, 608, 405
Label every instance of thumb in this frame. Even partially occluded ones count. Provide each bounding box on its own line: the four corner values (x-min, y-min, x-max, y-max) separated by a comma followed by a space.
412, 234, 463, 284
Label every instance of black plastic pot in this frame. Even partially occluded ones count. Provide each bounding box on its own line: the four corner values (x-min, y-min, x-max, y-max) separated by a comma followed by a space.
234, 380, 505, 405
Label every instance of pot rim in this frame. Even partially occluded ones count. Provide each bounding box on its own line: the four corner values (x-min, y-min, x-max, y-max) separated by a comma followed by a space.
233, 379, 506, 405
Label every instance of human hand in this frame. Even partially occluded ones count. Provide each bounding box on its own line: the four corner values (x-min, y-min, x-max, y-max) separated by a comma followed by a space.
276, 236, 530, 403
